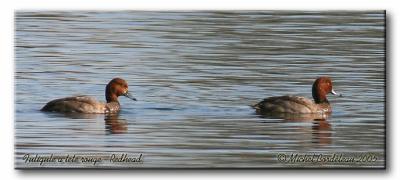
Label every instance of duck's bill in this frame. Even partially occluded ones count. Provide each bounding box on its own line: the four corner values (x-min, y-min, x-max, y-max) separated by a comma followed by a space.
331, 89, 343, 97
331, 89, 337, 95
123, 91, 137, 101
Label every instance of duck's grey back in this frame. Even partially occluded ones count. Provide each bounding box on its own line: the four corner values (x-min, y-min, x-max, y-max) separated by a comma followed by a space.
253, 95, 318, 114
41, 96, 106, 113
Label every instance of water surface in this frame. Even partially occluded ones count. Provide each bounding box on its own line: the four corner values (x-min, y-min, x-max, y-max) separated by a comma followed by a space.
15, 11, 385, 168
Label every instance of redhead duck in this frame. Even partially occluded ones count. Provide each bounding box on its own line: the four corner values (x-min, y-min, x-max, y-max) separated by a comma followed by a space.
252, 77, 338, 114
41, 78, 136, 113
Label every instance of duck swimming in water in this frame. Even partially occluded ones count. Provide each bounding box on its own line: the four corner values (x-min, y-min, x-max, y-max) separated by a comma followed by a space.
252, 77, 339, 114
41, 78, 136, 114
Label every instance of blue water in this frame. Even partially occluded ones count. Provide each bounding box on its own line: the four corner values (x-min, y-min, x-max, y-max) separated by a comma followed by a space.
15, 11, 385, 168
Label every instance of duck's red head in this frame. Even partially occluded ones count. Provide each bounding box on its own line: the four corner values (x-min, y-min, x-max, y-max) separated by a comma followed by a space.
312, 76, 337, 104
105, 78, 137, 103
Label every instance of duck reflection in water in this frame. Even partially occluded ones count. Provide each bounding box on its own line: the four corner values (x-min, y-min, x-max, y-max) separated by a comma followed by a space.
43, 112, 128, 134
104, 114, 128, 134
311, 118, 332, 145
257, 111, 331, 121
257, 112, 332, 146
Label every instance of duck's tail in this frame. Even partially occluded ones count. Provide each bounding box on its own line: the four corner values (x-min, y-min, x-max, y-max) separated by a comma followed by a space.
250, 102, 261, 110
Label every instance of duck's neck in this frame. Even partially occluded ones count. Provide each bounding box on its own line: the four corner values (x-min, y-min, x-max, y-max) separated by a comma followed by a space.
106, 94, 119, 103
312, 86, 329, 104
315, 98, 329, 104
105, 85, 119, 103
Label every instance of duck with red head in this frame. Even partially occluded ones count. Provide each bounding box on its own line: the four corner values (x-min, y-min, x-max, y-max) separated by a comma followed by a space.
252, 77, 339, 114
41, 78, 137, 114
